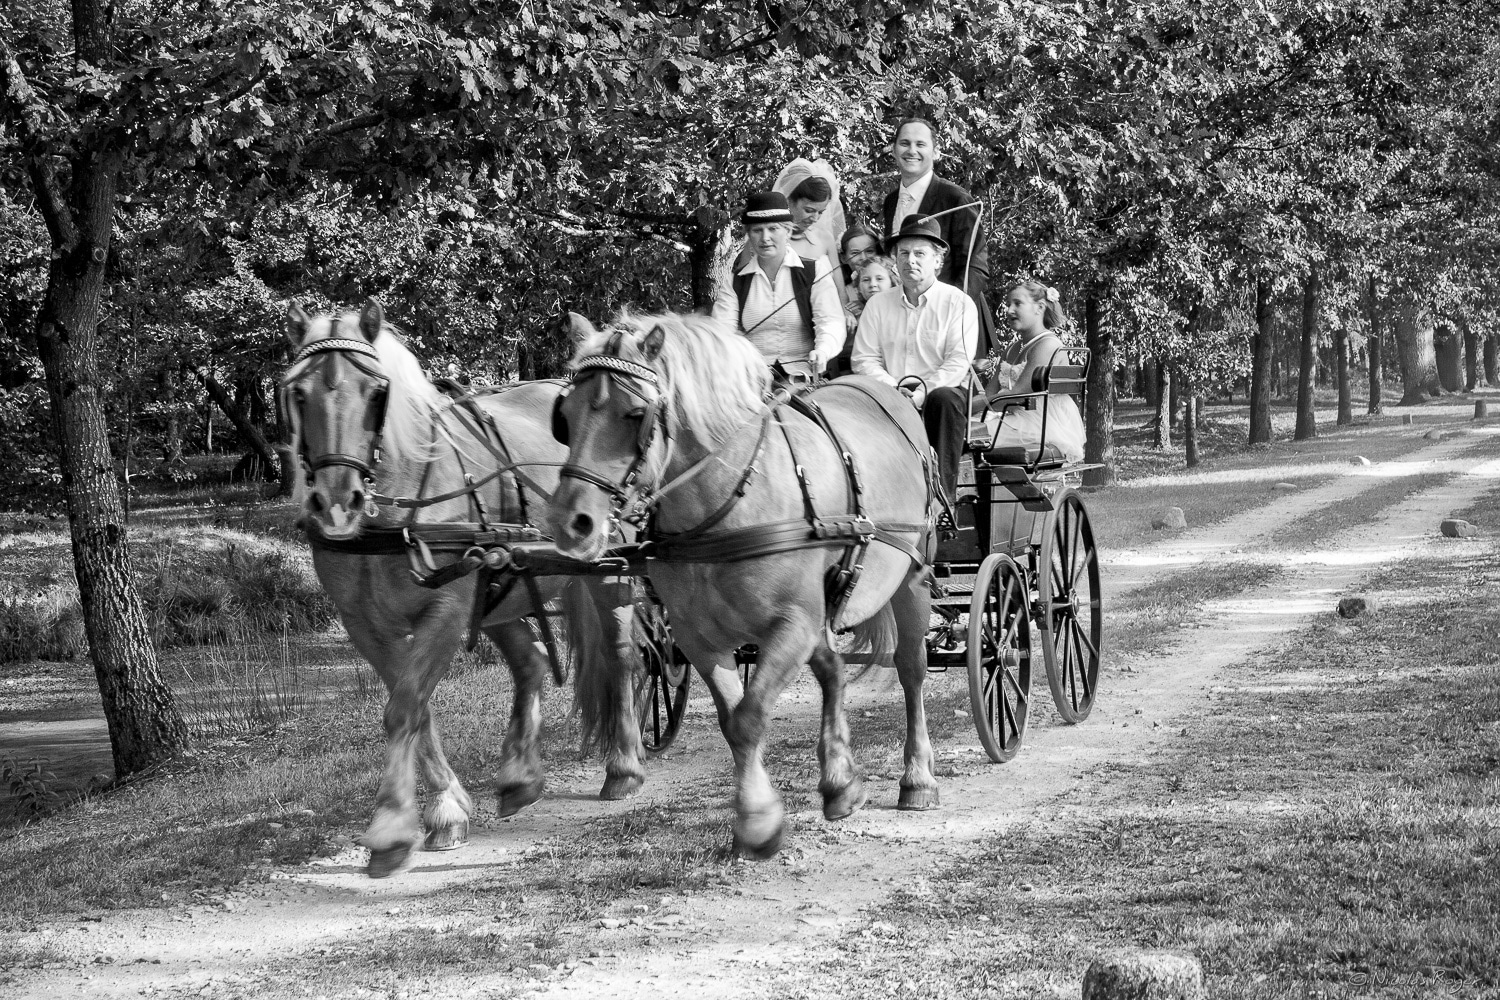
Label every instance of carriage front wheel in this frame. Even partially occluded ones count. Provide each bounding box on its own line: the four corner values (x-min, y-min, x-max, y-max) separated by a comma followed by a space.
634, 598, 691, 755
1037, 488, 1102, 723
967, 553, 1032, 762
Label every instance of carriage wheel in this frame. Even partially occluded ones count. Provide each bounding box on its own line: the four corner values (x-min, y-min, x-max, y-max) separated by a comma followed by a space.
634, 600, 691, 755
1037, 488, 1102, 723
966, 554, 1032, 763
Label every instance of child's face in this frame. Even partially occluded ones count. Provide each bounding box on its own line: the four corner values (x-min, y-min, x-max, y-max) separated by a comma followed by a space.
858, 264, 894, 300
842, 235, 878, 271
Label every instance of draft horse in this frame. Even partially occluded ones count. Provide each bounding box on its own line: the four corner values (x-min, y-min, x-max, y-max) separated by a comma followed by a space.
548, 311, 941, 858
282, 300, 647, 877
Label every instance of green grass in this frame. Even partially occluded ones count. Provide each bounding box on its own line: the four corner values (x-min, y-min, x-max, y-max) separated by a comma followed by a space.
772, 541, 1500, 999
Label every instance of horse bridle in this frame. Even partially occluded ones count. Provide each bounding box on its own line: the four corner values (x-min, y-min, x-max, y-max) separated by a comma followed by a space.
280, 333, 391, 496
552, 354, 665, 510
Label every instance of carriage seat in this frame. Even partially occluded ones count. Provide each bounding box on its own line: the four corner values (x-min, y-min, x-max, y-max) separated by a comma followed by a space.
982, 441, 1065, 467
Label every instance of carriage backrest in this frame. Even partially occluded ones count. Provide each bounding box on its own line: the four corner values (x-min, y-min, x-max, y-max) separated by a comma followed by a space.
1031, 346, 1091, 398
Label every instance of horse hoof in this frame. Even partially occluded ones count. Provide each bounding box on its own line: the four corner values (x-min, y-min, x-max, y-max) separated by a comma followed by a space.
496, 780, 544, 818
423, 822, 469, 852
897, 785, 940, 811
599, 774, 645, 801
732, 825, 784, 861
822, 778, 867, 821
366, 841, 416, 879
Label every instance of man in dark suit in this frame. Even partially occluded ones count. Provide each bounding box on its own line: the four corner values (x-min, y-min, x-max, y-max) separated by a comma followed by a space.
881, 118, 996, 356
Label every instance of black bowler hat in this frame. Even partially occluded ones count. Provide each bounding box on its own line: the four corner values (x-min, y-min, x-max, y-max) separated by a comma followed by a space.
892, 215, 949, 252
741, 191, 794, 225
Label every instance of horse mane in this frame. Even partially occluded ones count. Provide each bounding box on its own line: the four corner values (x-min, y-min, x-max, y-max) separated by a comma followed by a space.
364, 316, 450, 463
584, 309, 769, 445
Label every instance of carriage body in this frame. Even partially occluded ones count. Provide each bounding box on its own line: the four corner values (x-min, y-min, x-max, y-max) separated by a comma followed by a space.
924, 347, 1103, 763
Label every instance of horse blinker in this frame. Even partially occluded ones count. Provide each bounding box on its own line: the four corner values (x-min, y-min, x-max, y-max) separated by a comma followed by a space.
551, 392, 570, 445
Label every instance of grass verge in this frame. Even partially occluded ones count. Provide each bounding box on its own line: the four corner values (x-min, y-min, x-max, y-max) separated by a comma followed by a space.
778, 541, 1500, 998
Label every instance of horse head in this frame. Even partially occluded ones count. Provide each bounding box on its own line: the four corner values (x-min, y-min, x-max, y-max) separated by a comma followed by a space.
548, 316, 668, 561
282, 298, 392, 539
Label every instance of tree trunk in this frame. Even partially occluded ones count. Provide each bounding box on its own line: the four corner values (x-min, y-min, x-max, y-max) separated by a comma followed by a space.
1366, 275, 1383, 414
27, 145, 188, 773
1335, 329, 1352, 425
197, 371, 282, 478
1484, 332, 1498, 386
1434, 324, 1463, 392
1082, 294, 1115, 487
1183, 378, 1198, 469
689, 209, 720, 311
1249, 279, 1274, 444
1152, 361, 1171, 449
1168, 364, 1181, 431
1143, 359, 1159, 410
1394, 303, 1440, 404
1463, 322, 1479, 392
159, 367, 184, 467
1295, 269, 1319, 441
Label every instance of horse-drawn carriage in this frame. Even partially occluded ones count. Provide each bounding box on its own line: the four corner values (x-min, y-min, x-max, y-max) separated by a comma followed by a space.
284, 300, 1101, 867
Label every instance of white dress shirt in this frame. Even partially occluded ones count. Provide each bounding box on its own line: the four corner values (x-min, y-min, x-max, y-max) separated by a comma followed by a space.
851, 281, 977, 404
712, 250, 845, 372
892, 170, 935, 233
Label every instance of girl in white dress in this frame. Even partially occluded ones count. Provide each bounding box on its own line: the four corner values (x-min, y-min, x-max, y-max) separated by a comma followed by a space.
985, 280, 1086, 462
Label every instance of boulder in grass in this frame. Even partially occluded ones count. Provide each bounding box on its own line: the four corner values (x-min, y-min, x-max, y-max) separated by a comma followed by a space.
1151, 507, 1187, 531
1273, 482, 1299, 492
1338, 596, 1378, 618
1423, 429, 1452, 442
1440, 518, 1479, 538
1349, 456, 1371, 466
1082, 950, 1205, 1000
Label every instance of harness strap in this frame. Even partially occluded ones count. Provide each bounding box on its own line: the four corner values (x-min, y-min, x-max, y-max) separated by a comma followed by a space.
522, 572, 568, 686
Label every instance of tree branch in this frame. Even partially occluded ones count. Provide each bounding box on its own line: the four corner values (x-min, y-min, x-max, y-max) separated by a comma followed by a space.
27, 157, 80, 250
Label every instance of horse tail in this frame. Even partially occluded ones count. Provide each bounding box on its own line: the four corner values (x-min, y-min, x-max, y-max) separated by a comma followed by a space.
565, 578, 628, 755
844, 602, 897, 679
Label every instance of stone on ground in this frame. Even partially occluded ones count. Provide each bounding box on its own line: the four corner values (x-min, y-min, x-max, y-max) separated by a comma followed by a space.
1402, 414, 1414, 425
1082, 950, 1205, 1000
1423, 429, 1450, 441
1440, 518, 1479, 538
1337, 596, 1378, 618
1349, 456, 1371, 466
1476, 400, 1489, 420
1273, 482, 1299, 492
1152, 507, 1187, 530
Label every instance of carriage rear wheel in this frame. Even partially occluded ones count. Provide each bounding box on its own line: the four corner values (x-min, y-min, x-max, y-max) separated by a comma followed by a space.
1037, 488, 1102, 723
634, 599, 691, 755
967, 554, 1032, 762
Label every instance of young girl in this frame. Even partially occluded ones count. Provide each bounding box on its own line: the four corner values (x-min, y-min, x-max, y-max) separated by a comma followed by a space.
838, 226, 881, 307
984, 279, 1086, 462
831, 257, 899, 377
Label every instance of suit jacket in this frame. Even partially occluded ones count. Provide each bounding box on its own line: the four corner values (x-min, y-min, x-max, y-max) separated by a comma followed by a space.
883, 175, 996, 353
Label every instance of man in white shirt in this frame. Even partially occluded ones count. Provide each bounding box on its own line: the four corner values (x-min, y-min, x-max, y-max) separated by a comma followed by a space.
851, 216, 978, 503
712, 191, 844, 382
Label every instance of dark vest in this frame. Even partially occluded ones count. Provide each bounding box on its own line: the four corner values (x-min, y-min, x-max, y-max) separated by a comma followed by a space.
733, 263, 814, 334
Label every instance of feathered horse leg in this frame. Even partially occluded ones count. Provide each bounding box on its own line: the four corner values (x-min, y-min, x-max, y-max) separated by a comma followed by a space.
891, 567, 939, 810
807, 642, 865, 821
570, 576, 648, 800
486, 617, 550, 817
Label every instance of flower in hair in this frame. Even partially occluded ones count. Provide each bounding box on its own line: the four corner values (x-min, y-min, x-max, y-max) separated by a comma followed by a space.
1045, 286, 1060, 302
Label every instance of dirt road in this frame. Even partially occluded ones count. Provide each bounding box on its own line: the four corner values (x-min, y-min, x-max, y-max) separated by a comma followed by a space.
7, 417, 1498, 999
